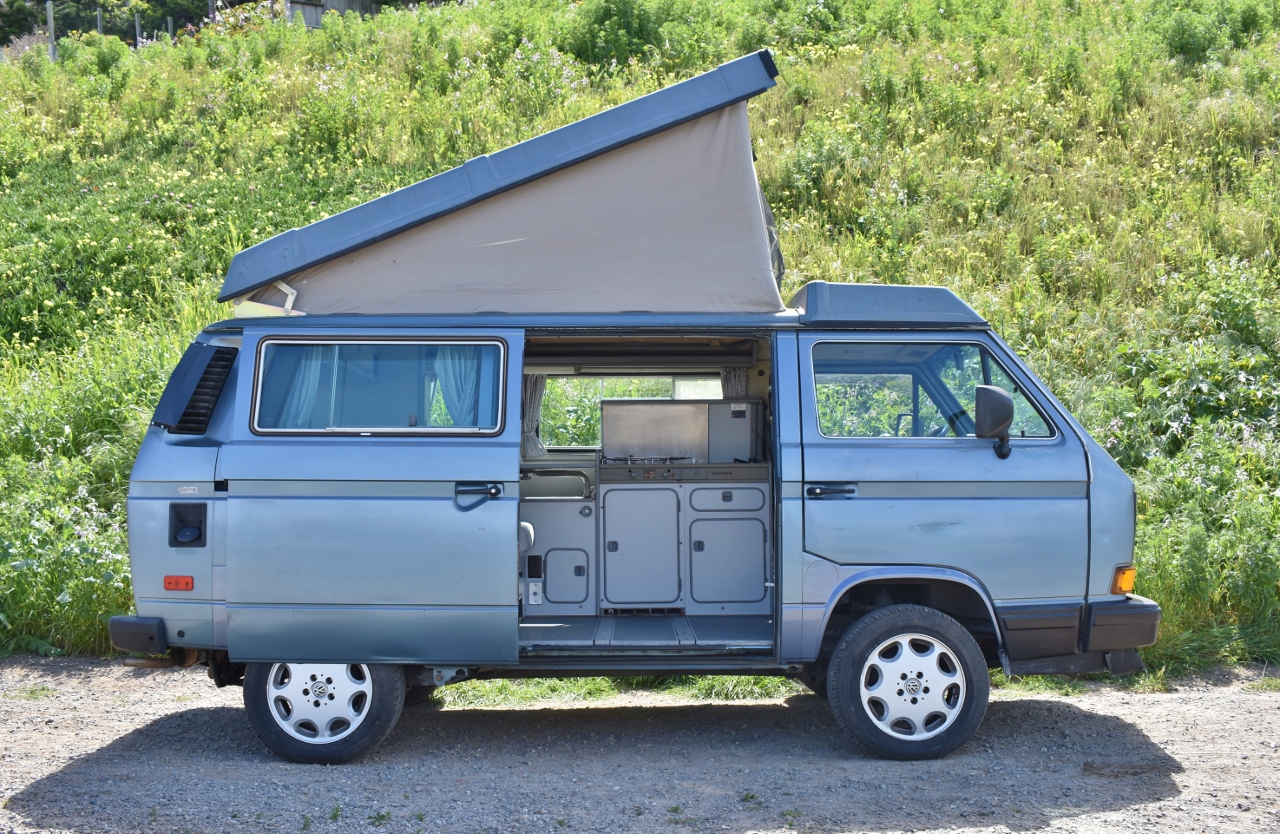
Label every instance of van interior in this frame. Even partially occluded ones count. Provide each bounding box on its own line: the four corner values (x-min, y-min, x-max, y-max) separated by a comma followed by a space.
516, 333, 775, 658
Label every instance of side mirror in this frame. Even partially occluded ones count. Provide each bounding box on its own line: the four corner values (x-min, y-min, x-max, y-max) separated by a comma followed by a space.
974, 385, 1014, 459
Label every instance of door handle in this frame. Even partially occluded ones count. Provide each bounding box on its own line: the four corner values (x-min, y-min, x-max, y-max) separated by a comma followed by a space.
455, 483, 503, 498
806, 485, 858, 498
454, 482, 502, 510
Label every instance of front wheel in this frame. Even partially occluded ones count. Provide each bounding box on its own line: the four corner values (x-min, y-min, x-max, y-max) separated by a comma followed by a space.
827, 604, 988, 760
243, 662, 405, 764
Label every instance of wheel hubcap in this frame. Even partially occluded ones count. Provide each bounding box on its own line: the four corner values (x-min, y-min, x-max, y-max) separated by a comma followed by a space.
859, 632, 966, 741
267, 663, 372, 745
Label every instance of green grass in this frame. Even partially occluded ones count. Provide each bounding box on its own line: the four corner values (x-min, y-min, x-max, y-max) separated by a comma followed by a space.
1122, 667, 1176, 693
439, 676, 621, 707
1, 0, 1278, 672
989, 671, 1088, 697
3, 684, 57, 700
438, 675, 802, 707
1245, 667, 1280, 691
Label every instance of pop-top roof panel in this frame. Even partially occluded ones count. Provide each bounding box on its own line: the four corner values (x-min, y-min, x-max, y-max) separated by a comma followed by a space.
241, 101, 784, 315
218, 51, 780, 306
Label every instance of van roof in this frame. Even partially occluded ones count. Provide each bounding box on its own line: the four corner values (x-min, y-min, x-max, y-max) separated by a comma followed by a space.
207, 282, 988, 332
218, 51, 782, 313
789, 282, 987, 327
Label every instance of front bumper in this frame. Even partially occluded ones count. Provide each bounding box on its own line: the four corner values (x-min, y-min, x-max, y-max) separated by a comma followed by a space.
1002, 594, 1161, 677
109, 616, 168, 654
1083, 594, 1162, 652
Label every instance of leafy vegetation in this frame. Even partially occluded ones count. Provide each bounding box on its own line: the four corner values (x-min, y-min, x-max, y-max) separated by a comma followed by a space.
1, 0, 1278, 675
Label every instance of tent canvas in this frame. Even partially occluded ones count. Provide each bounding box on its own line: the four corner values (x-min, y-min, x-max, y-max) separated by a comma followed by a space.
222, 51, 785, 317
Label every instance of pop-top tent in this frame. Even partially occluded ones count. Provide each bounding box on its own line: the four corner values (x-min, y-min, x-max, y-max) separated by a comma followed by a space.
219, 51, 786, 317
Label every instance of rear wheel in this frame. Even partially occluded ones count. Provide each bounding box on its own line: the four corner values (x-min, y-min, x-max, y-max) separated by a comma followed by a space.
243, 662, 404, 764
827, 604, 988, 760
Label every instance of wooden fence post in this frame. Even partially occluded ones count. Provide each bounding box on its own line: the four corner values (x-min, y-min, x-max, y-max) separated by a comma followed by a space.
46, 1, 56, 61
134, 12, 141, 45
97, 8, 103, 35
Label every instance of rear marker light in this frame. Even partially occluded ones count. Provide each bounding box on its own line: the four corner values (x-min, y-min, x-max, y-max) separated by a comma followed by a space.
164, 575, 194, 592
1111, 566, 1136, 595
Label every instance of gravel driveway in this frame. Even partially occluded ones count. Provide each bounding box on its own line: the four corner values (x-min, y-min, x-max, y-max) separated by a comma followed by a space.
1, 657, 1277, 833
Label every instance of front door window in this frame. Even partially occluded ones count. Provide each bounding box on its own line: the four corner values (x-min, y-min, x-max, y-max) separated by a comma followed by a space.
812, 342, 1052, 439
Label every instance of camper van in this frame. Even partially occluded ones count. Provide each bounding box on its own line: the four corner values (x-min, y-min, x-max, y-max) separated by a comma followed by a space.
109, 51, 1160, 764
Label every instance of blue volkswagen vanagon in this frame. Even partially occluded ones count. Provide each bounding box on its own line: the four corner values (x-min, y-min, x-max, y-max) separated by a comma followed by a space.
109, 51, 1160, 764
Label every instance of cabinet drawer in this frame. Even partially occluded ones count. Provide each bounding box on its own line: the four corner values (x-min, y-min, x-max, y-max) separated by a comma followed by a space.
689, 487, 766, 512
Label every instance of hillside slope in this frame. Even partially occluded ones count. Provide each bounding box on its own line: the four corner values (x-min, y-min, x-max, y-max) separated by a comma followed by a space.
1, 0, 1278, 669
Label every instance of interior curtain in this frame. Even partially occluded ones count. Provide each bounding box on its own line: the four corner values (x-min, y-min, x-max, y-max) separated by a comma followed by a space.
721, 367, 748, 399
521, 374, 548, 458
280, 345, 328, 428
435, 345, 479, 426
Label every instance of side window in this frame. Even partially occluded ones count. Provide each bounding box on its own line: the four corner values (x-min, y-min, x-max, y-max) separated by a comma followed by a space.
539, 376, 722, 447
255, 341, 504, 433
926, 344, 984, 430
816, 372, 914, 437
812, 342, 1053, 439
813, 344, 962, 438
985, 360, 1052, 438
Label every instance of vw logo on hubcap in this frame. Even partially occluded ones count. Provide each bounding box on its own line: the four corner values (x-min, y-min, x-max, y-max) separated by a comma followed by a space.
312, 681, 329, 698
904, 679, 921, 695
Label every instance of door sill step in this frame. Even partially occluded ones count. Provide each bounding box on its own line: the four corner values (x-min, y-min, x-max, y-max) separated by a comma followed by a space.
520, 646, 774, 658
518, 614, 774, 653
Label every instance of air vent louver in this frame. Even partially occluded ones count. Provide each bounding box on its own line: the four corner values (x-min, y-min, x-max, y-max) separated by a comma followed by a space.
152, 344, 238, 435
170, 347, 236, 434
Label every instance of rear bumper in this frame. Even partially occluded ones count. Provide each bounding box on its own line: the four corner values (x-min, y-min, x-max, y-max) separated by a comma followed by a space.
109, 616, 168, 654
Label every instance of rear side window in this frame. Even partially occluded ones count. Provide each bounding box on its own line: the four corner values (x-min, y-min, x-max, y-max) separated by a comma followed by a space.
812, 342, 1052, 439
254, 340, 504, 434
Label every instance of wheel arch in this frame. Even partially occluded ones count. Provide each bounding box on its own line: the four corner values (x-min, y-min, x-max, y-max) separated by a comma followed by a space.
813, 566, 1003, 668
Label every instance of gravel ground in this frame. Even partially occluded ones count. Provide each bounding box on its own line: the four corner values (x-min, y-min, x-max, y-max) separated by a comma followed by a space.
1, 657, 1278, 834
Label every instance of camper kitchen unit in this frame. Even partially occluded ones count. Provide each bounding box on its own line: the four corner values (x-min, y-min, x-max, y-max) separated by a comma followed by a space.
110, 51, 1161, 764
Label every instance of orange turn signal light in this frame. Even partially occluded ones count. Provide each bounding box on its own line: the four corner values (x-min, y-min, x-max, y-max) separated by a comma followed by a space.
1111, 566, 1136, 595
164, 575, 194, 592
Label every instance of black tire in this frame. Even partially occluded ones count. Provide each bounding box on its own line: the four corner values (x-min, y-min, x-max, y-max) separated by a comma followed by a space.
827, 604, 988, 760
243, 662, 405, 764
403, 683, 439, 707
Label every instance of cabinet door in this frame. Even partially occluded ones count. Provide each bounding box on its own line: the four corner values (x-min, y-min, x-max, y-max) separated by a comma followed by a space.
602, 488, 679, 604
690, 518, 767, 603
544, 549, 589, 604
